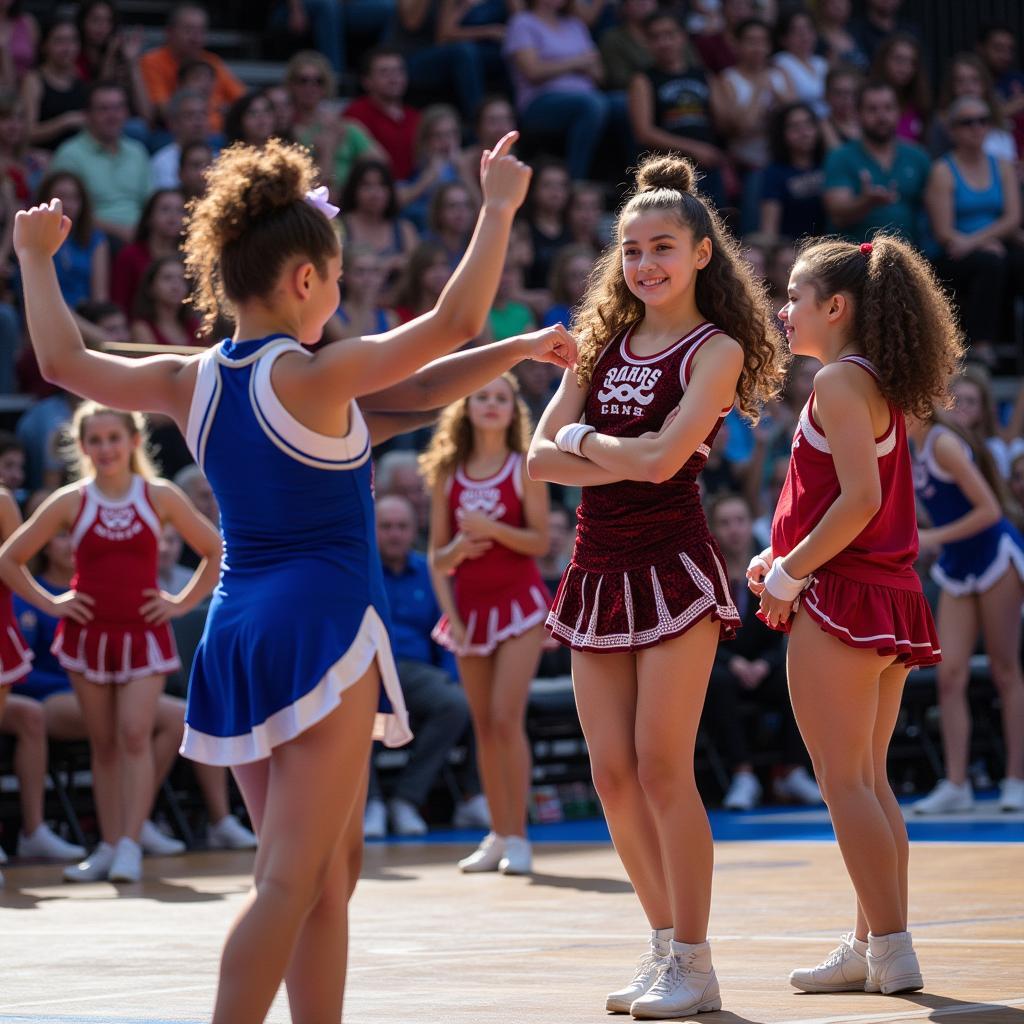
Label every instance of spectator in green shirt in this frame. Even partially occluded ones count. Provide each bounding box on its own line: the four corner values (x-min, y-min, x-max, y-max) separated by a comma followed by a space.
599, 0, 658, 92
51, 81, 151, 243
823, 80, 931, 245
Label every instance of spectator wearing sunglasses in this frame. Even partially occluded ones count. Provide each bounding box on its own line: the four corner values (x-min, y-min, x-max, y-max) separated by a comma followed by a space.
925, 94, 1023, 365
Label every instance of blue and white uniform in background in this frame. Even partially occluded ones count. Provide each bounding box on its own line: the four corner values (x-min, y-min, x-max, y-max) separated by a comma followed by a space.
912, 423, 1024, 596
180, 335, 411, 766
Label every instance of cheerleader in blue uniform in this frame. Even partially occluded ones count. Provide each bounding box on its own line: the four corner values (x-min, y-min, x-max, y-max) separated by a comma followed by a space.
12, 136, 576, 1023
908, 414, 1024, 815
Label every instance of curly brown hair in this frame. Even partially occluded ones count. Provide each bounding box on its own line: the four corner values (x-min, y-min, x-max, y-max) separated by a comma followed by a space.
796, 234, 965, 418
572, 154, 787, 421
418, 373, 533, 488
182, 138, 339, 332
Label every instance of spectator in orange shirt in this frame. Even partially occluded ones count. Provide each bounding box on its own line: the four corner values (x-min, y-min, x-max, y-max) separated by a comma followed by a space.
138, 3, 243, 133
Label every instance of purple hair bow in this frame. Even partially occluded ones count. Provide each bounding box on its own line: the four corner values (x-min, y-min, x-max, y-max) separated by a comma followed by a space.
305, 185, 340, 219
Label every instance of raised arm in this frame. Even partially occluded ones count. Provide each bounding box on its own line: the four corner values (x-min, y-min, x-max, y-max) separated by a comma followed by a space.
302, 133, 532, 402
358, 325, 576, 412
578, 335, 743, 482
527, 368, 626, 487
14, 200, 196, 421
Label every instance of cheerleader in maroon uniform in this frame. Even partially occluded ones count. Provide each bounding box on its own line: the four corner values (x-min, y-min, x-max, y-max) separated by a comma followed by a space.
529, 155, 785, 1019
748, 235, 962, 998
0, 403, 221, 884
422, 373, 551, 876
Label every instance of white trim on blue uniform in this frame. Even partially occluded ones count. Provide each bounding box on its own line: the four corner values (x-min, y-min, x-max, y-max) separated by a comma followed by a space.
180, 605, 411, 766
249, 341, 371, 471
185, 345, 223, 471
930, 530, 1024, 596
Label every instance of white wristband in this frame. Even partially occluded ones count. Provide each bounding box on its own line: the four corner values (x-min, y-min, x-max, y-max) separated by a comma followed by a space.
763, 559, 809, 602
555, 423, 595, 456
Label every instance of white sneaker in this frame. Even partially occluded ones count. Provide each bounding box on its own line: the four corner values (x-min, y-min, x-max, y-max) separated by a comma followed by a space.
458, 831, 505, 872
139, 820, 186, 856
912, 779, 974, 814
207, 814, 257, 850
866, 930, 923, 994
606, 950, 668, 1013
17, 823, 87, 861
452, 793, 491, 829
107, 837, 143, 883
775, 766, 823, 804
364, 799, 387, 839
388, 798, 428, 837
998, 777, 1024, 812
63, 842, 115, 883
630, 941, 721, 1019
498, 835, 532, 875
723, 771, 761, 810
789, 933, 868, 992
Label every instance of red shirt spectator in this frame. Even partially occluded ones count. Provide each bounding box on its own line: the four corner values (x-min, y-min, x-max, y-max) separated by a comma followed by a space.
344, 50, 421, 180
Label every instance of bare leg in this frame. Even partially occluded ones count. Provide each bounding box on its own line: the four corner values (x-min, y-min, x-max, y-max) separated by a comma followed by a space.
572, 647, 671, 929
934, 591, 979, 785
475, 625, 544, 837
1, 694, 48, 835
68, 674, 121, 844
211, 665, 378, 1024
149, 695, 185, 802
978, 568, 1024, 779
634, 616, 719, 943
854, 662, 911, 942
284, 760, 370, 1023
788, 611, 905, 936
115, 675, 167, 842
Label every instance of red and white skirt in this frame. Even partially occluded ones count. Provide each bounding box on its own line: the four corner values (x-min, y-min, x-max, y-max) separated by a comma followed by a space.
546, 541, 740, 653
52, 620, 181, 684
0, 621, 33, 686
433, 579, 552, 658
769, 569, 941, 668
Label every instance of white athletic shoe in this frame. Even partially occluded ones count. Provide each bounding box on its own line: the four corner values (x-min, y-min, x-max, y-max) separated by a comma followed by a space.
452, 793, 491, 829
498, 835, 532, 875
458, 831, 505, 873
789, 933, 868, 992
866, 931, 923, 994
63, 842, 115, 883
17, 823, 86, 861
364, 799, 387, 839
774, 766, 824, 805
606, 950, 669, 1013
207, 814, 257, 850
139, 820, 186, 856
107, 837, 143, 883
388, 798, 428, 837
912, 779, 974, 814
998, 777, 1024, 812
630, 941, 721, 1019
723, 771, 762, 810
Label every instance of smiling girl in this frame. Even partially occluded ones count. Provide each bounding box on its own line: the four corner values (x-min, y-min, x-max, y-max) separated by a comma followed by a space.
529, 153, 785, 1019
749, 235, 962, 997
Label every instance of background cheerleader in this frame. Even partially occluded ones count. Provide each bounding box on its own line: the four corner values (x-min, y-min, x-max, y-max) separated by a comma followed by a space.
750, 235, 962, 997
908, 411, 1024, 814
529, 153, 785, 1020
0, 403, 222, 884
421, 373, 551, 875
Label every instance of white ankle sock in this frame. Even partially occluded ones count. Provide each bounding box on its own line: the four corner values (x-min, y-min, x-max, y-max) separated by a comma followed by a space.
850, 935, 868, 956
669, 938, 712, 970
651, 927, 673, 956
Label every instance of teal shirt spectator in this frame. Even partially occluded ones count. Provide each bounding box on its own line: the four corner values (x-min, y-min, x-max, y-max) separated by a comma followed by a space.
51, 130, 152, 232
823, 138, 931, 245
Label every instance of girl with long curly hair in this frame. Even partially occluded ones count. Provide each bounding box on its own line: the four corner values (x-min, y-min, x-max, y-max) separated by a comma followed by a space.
11, 133, 575, 1022
528, 152, 787, 1019
749, 234, 963, 998
421, 373, 551, 876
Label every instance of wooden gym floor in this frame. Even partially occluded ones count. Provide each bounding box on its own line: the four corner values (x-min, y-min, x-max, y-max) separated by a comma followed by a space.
1, 816, 1021, 1023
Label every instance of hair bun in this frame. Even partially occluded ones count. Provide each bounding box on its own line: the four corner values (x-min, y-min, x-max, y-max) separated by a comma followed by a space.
634, 154, 696, 195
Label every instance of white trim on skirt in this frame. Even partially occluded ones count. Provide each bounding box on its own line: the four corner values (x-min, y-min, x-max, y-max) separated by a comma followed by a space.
931, 531, 1024, 597
179, 605, 413, 767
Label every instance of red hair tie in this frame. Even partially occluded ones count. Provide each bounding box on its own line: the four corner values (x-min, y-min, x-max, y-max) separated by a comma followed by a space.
860, 242, 873, 254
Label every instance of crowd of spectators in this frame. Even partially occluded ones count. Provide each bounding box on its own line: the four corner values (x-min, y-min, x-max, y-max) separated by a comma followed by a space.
1, 0, 1024, 845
